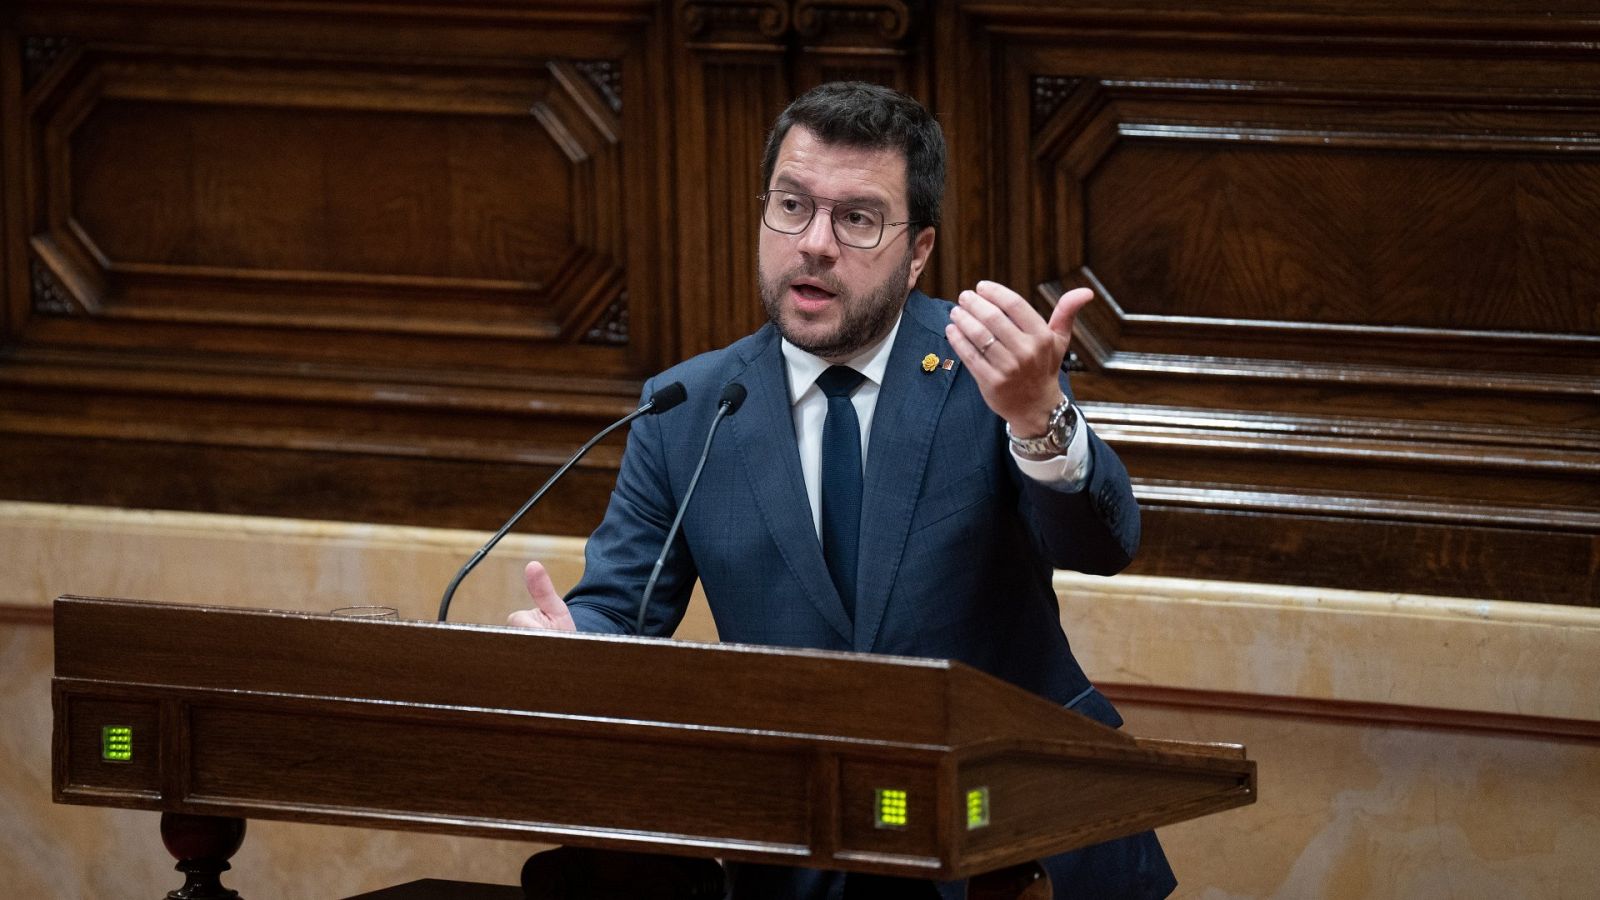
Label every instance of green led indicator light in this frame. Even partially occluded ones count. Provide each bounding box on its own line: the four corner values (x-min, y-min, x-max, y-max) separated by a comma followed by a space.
102, 725, 133, 763
966, 787, 990, 830
875, 788, 908, 829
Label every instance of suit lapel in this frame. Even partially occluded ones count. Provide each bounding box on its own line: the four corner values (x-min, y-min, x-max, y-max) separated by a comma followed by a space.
854, 293, 957, 650
731, 328, 855, 643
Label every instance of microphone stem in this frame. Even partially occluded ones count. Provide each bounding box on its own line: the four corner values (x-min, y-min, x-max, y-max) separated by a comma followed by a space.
436, 402, 650, 622
635, 400, 731, 635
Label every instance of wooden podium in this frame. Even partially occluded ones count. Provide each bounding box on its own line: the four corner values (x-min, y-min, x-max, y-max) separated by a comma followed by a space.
52, 596, 1255, 896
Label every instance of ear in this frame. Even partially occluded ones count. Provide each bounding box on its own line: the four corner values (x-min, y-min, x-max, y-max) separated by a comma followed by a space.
905, 226, 937, 291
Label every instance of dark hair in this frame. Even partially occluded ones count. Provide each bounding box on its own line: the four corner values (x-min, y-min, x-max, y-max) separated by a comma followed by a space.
760, 81, 945, 233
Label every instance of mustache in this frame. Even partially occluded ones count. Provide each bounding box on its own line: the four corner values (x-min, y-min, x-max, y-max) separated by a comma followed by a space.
777, 264, 845, 295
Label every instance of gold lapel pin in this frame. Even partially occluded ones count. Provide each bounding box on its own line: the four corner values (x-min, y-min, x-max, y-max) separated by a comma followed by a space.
942, 358, 955, 371
921, 353, 938, 372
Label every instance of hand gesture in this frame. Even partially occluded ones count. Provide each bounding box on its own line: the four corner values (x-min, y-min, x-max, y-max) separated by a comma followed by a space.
506, 561, 576, 631
945, 281, 1092, 436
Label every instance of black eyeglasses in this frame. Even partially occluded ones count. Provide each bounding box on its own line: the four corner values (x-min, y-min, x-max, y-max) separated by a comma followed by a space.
758, 190, 918, 250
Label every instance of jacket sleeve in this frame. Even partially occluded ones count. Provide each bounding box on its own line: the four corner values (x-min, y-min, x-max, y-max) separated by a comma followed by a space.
1014, 373, 1141, 575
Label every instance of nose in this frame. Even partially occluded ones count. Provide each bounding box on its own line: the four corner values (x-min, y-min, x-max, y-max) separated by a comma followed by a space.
795, 204, 840, 259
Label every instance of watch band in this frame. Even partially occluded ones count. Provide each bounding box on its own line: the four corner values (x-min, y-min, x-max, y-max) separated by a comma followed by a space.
1006, 396, 1078, 457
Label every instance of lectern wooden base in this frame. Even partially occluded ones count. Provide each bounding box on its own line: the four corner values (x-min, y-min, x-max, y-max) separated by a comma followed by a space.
160, 812, 244, 899
52, 597, 1254, 894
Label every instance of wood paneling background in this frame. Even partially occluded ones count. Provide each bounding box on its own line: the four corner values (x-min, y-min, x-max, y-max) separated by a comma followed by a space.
1, 0, 1595, 605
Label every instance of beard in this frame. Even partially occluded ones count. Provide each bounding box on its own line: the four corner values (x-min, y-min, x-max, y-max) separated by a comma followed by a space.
759, 248, 913, 361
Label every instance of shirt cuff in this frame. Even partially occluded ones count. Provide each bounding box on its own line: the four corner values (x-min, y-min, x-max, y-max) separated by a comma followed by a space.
1011, 411, 1092, 492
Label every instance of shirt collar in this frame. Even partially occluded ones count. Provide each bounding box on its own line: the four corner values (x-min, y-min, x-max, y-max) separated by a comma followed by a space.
779, 311, 903, 406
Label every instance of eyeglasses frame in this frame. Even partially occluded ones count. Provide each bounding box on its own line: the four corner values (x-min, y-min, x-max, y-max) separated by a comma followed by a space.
756, 189, 920, 250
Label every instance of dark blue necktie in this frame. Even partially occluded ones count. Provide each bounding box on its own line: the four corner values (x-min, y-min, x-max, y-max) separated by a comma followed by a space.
816, 365, 866, 619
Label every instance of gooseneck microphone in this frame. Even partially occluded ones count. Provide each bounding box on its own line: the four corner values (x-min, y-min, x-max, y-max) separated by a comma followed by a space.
436, 381, 687, 622
634, 383, 746, 635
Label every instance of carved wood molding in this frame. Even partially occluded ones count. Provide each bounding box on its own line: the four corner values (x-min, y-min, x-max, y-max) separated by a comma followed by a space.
28, 258, 77, 317
680, 0, 791, 44
21, 34, 77, 91
680, 0, 916, 47
583, 293, 631, 346
573, 60, 623, 113
1031, 75, 1082, 132
794, 0, 914, 42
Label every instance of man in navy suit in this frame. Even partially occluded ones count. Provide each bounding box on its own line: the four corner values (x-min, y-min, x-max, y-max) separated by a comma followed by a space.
508, 82, 1175, 899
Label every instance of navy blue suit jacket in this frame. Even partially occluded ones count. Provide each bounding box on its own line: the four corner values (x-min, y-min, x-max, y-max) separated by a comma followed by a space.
563, 291, 1173, 898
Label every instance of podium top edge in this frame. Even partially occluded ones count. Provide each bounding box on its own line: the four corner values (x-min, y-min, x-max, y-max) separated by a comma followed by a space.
52, 594, 959, 670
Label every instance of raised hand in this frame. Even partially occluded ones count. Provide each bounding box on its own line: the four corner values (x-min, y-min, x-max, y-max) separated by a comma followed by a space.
945, 281, 1092, 437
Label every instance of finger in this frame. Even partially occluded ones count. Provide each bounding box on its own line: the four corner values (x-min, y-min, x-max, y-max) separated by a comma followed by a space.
949, 303, 1009, 362
522, 561, 575, 630
946, 322, 1001, 382
958, 288, 1029, 349
972, 280, 1049, 337
1048, 287, 1094, 339
507, 608, 546, 629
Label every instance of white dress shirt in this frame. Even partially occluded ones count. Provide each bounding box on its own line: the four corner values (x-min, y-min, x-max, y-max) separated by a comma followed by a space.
780, 312, 1091, 538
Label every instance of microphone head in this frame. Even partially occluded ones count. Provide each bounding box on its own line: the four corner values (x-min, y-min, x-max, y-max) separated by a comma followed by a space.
647, 381, 687, 414
718, 382, 748, 415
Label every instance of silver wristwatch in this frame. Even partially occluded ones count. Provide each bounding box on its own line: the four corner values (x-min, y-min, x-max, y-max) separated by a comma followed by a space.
1006, 396, 1078, 458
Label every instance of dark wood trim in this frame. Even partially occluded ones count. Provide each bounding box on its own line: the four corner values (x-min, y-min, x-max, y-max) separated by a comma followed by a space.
0, 433, 622, 533
0, 603, 52, 625
956, 1, 1600, 48
1101, 683, 1600, 744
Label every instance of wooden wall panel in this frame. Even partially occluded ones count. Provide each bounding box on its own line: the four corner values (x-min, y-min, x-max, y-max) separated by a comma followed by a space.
943, 1, 1600, 604
1, 1, 669, 535
1, 0, 1595, 604
26, 40, 634, 361
673, 0, 792, 355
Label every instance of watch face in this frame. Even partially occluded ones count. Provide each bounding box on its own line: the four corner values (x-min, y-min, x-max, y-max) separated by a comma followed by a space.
1049, 400, 1070, 430
1049, 401, 1077, 448
1009, 401, 1075, 456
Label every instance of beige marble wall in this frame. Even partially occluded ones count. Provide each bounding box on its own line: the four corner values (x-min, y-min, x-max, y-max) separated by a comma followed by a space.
1123, 704, 1600, 899
0, 499, 654, 629
4, 501, 1597, 898
1054, 572, 1600, 722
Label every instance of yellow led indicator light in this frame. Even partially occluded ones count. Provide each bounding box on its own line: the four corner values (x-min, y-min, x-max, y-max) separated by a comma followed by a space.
102, 726, 133, 763
966, 787, 990, 830
875, 788, 908, 829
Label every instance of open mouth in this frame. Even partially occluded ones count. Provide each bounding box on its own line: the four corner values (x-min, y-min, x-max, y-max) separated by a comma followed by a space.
792, 283, 838, 301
